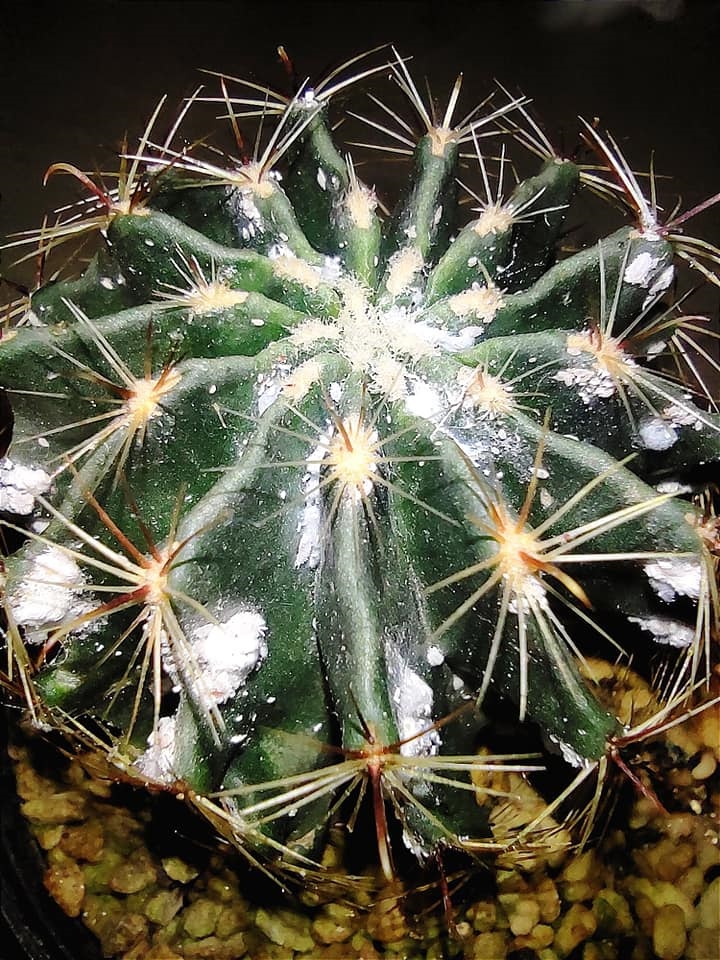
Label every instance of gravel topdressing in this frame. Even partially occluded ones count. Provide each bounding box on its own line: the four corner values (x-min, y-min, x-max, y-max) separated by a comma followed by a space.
8, 663, 720, 960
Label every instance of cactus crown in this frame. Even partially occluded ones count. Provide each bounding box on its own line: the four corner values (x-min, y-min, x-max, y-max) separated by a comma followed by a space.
1, 48, 719, 886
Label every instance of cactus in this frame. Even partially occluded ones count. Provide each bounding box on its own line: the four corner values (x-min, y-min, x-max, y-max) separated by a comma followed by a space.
1, 50, 719, 885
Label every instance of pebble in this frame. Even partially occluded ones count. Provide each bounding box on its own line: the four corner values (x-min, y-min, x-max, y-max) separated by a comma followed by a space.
468, 931, 509, 958
312, 902, 357, 944
144, 890, 184, 926
109, 851, 158, 894
182, 898, 223, 939
104, 913, 149, 954
691, 750, 716, 780
255, 906, 315, 952
182, 933, 248, 959
214, 903, 251, 938
593, 888, 634, 937
553, 903, 597, 957
506, 896, 541, 935
365, 889, 409, 943
652, 903, 687, 960
59, 821, 105, 862
697, 877, 720, 930
43, 856, 85, 917
161, 856, 200, 882
23, 791, 87, 823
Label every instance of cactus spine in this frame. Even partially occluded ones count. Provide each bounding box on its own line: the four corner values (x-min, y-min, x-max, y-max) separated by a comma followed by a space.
1, 50, 719, 883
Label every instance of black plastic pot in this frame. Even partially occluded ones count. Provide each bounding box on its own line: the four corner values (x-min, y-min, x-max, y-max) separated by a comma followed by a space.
0, 713, 102, 960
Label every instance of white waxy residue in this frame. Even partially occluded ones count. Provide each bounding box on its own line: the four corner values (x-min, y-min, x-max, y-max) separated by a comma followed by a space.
387, 648, 440, 758
294, 440, 326, 569
553, 366, 616, 404
426, 645, 445, 667
647, 264, 674, 299
508, 575, 549, 616
0, 458, 51, 515
639, 401, 704, 449
628, 615, 695, 648
624, 252, 660, 287
134, 716, 178, 784
320, 255, 343, 283
413, 320, 485, 352
540, 487, 555, 509
644, 557, 702, 603
662, 403, 703, 430
638, 416, 677, 451
655, 480, 693, 495
404, 377, 446, 422
256, 363, 290, 415
232, 189, 263, 237
548, 734, 593, 769
11, 547, 86, 632
191, 610, 268, 704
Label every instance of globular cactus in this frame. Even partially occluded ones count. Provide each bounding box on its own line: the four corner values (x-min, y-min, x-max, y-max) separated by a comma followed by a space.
1, 49, 719, 884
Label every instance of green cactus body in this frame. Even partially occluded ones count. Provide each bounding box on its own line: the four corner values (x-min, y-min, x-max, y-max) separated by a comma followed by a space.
1, 54, 718, 880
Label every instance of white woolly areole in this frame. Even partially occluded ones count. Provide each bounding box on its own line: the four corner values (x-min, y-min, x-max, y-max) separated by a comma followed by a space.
281, 359, 322, 403
448, 283, 504, 322
271, 252, 322, 289
385, 246, 424, 297
11, 547, 85, 631
644, 557, 702, 603
191, 610, 268, 704
371, 356, 408, 401
289, 280, 436, 395
382, 306, 436, 361
345, 182, 377, 229
134, 716, 178, 785
455, 366, 514, 419
0, 458, 51, 515
290, 319, 341, 348
628, 615, 695, 648
624, 252, 660, 287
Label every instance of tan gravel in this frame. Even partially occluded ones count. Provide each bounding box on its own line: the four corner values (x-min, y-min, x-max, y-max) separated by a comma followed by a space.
9, 669, 720, 960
